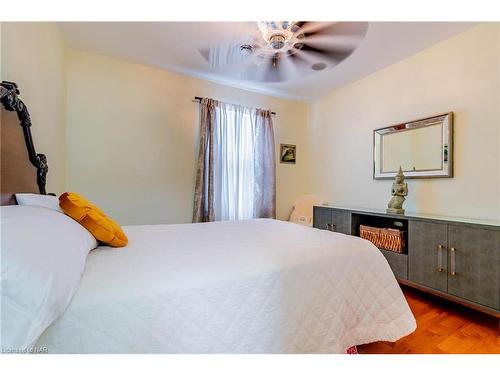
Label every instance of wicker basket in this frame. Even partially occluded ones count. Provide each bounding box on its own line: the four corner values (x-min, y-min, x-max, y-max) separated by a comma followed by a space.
359, 225, 405, 253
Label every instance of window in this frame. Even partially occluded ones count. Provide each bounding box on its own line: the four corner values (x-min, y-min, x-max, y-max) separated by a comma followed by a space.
193, 99, 276, 222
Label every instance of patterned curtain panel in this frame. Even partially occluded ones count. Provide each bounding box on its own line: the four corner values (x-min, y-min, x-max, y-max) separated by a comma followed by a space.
193, 98, 216, 222
252, 109, 276, 219
193, 98, 276, 222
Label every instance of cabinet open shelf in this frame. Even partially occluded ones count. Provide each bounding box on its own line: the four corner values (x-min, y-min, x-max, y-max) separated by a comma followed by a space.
352, 212, 408, 254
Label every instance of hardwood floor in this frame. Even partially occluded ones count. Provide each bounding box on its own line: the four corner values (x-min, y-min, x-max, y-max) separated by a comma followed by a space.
358, 286, 500, 354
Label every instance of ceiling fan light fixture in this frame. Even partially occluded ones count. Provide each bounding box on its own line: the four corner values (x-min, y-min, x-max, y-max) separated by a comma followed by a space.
257, 21, 296, 50
270, 34, 285, 49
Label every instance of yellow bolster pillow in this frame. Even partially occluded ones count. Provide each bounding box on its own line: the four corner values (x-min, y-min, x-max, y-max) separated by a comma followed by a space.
59, 192, 128, 247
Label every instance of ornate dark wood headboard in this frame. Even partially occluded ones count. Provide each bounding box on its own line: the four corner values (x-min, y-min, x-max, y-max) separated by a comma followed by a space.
1, 81, 49, 205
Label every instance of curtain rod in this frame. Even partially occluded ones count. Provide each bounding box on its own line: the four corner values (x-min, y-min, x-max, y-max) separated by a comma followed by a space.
193, 96, 276, 115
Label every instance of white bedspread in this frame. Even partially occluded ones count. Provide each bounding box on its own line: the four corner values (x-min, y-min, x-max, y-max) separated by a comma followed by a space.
36, 219, 415, 353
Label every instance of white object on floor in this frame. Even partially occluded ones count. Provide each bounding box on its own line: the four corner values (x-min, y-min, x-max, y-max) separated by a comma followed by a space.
289, 194, 328, 226
36, 219, 416, 353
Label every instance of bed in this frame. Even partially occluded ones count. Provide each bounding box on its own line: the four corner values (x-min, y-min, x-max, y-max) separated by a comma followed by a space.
1, 81, 416, 354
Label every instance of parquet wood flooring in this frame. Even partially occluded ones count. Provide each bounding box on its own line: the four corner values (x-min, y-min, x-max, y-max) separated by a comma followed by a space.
358, 287, 500, 354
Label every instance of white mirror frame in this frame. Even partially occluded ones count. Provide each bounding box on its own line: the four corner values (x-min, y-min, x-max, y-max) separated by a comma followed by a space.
373, 112, 454, 179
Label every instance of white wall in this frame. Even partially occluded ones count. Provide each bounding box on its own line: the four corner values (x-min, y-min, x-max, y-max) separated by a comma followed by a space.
65, 49, 311, 224
1, 22, 67, 194
309, 24, 500, 221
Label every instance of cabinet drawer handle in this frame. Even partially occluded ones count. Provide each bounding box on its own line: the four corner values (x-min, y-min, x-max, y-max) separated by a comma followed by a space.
326, 223, 336, 232
449, 247, 457, 276
437, 245, 444, 272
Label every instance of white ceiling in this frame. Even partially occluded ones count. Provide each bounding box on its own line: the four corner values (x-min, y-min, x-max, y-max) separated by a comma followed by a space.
59, 22, 476, 101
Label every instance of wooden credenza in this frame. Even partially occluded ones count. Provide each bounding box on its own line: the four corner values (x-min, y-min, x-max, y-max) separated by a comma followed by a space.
313, 205, 500, 318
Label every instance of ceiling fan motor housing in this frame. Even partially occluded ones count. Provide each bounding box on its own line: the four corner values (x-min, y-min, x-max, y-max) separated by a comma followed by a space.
269, 34, 286, 49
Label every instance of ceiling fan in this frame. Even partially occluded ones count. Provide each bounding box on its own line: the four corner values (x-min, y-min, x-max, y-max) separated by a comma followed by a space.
199, 21, 369, 82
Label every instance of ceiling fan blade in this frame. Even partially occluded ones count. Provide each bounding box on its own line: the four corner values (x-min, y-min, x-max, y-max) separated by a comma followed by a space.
199, 43, 252, 68
302, 22, 368, 38
249, 46, 269, 66
297, 22, 368, 65
259, 53, 281, 82
277, 54, 301, 82
287, 49, 311, 63
303, 34, 365, 51
239, 61, 261, 80
295, 22, 335, 36
289, 49, 321, 65
286, 50, 322, 74
239, 55, 272, 82
300, 44, 355, 63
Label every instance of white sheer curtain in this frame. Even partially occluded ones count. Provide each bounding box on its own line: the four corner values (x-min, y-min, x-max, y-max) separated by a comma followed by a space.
193, 98, 276, 222
213, 103, 255, 220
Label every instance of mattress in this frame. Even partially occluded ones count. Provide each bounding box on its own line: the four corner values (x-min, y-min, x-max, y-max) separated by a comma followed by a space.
36, 219, 416, 353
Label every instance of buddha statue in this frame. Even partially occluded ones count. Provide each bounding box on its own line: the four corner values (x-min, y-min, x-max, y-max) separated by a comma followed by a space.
387, 166, 408, 215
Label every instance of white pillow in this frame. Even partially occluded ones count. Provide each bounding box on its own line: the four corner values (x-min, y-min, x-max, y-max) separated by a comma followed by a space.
15, 193, 62, 212
1, 205, 98, 350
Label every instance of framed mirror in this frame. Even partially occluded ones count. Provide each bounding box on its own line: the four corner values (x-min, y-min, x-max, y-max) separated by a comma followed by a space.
373, 112, 453, 179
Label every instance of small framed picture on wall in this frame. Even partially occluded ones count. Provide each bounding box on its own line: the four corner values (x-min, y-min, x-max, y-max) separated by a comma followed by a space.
280, 144, 296, 164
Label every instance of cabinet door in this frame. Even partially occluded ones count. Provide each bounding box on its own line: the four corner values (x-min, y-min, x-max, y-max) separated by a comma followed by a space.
331, 209, 352, 235
380, 249, 408, 280
447, 225, 500, 310
408, 221, 448, 292
313, 206, 332, 230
